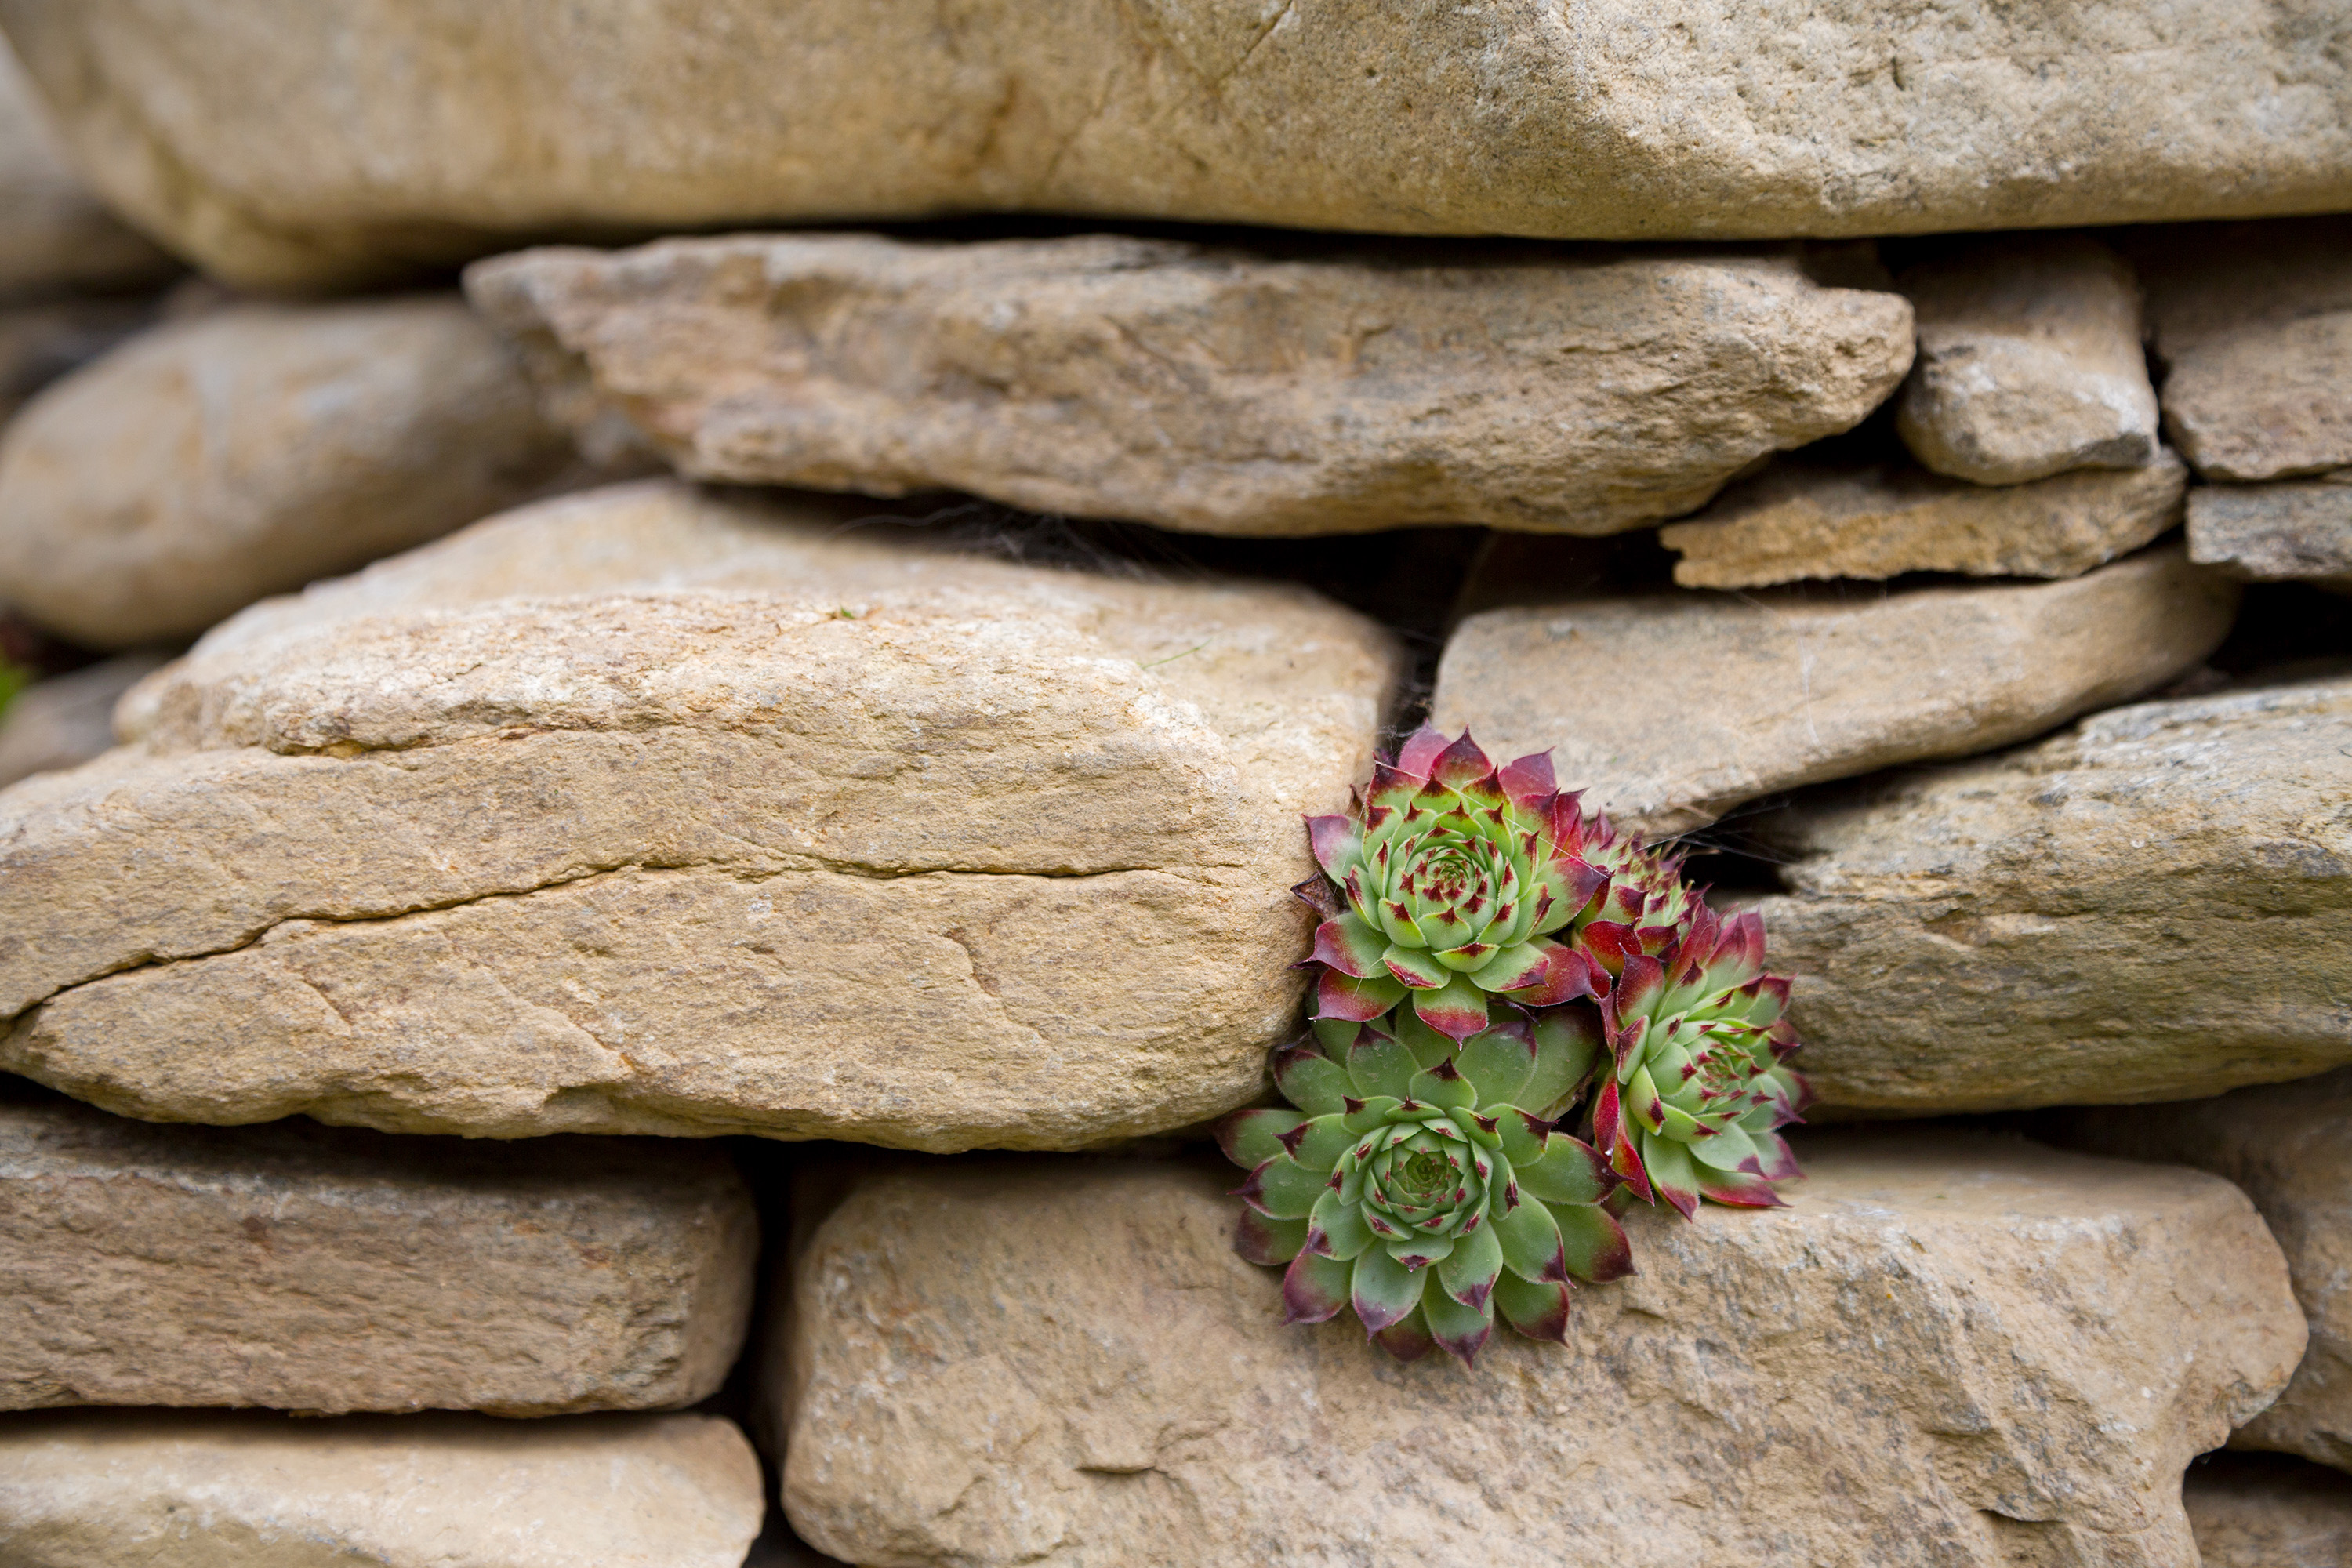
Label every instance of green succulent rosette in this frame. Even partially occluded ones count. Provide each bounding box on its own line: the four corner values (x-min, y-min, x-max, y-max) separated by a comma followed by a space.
1216, 1006, 1633, 1367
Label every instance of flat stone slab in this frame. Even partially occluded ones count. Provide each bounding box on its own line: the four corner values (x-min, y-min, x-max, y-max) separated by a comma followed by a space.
469, 234, 1911, 538
1658, 450, 2187, 589
1748, 675, 2352, 1115
1432, 548, 2236, 836
2045, 1068, 2352, 1473
775, 1134, 2302, 1568
2187, 479, 2352, 593
0, 1091, 756, 1415
1896, 234, 2159, 485
0, 296, 588, 648
6, 2, 2352, 289
2185, 1455, 2352, 1568
0, 37, 172, 298
0, 1408, 764, 1567
0, 479, 1401, 1150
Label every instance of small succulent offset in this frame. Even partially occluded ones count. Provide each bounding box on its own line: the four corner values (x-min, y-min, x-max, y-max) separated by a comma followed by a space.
1218, 726, 1811, 1367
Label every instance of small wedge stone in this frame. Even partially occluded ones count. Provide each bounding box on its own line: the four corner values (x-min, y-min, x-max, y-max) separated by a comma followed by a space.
2187, 480, 2352, 593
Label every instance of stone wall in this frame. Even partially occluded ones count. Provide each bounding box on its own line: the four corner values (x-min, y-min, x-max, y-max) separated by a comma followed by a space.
0, 9, 2347, 1566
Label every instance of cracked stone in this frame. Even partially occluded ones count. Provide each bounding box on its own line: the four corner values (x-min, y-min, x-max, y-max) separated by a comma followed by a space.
773, 1133, 2302, 1568
0, 478, 1403, 1149
0, 1408, 764, 1567
1431, 547, 2237, 837
0, 1088, 757, 1415
1744, 673, 2352, 1115
467, 233, 1911, 537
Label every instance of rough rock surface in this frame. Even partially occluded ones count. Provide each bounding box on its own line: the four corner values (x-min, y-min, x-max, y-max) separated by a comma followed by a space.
0, 480, 1401, 1149
2139, 217, 2352, 482
0, 38, 172, 299
470, 234, 1913, 538
2183, 1455, 2352, 1568
6, 2, 2352, 289
1431, 549, 2237, 837
1748, 674, 2352, 1115
0, 652, 165, 788
2187, 480, 2352, 592
0, 1408, 764, 1567
1658, 451, 2187, 589
0, 296, 589, 648
775, 1134, 2303, 1568
0, 1091, 757, 1415
2042, 1069, 2352, 1472
1896, 235, 2159, 485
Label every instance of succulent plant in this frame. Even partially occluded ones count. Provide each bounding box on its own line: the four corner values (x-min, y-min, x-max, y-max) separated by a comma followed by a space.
1217, 1004, 1632, 1366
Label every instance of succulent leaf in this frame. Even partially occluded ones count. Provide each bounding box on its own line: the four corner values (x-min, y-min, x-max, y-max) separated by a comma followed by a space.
1455, 1024, 1537, 1109
1437, 1218, 1504, 1310
1492, 1270, 1573, 1344
1235, 1209, 1311, 1265
1215, 1107, 1307, 1170
1350, 1244, 1428, 1332
1370, 1306, 1438, 1362
1489, 1190, 1565, 1282
1555, 1202, 1636, 1283
1421, 1278, 1494, 1367
1282, 1250, 1354, 1324
1239, 1156, 1333, 1221
1317, 967, 1407, 1023
1274, 1044, 1353, 1119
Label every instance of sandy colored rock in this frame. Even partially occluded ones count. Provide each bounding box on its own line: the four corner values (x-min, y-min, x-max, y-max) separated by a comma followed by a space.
1896, 235, 2160, 485
0, 479, 1402, 1149
2140, 217, 2352, 482
470, 234, 1911, 538
1658, 450, 2187, 589
0, 37, 172, 299
0, 1091, 756, 1415
1747, 674, 2352, 1116
0, 296, 150, 425
0, 296, 590, 648
1432, 549, 2238, 837
2183, 1455, 2352, 1568
775, 1134, 2302, 1568
0, 652, 165, 788
0, 1408, 764, 1568
2187, 480, 2352, 592
6, 2, 2352, 290
2042, 1069, 2352, 1472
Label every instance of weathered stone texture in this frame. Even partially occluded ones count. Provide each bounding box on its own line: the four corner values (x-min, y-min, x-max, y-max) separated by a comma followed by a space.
0, 296, 589, 647
0, 1092, 756, 1415
776, 1135, 2302, 1568
470, 234, 1912, 537
2043, 1069, 2352, 1472
1748, 675, 2352, 1115
1432, 549, 2236, 837
2187, 480, 2352, 592
2139, 217, 2352, 482
5, 1, 2352, 289
0, 37, 172, 299
0, 480, 1402, 1149
2184, 1455, 2352, 1568
1897, 235, 2159, 485
1658, 452, 2187, 589
0, 1409, 764, 1567
0, 652, 164, 788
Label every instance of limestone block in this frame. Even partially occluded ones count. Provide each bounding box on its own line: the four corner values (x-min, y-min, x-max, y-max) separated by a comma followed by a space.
0, 37, 172, 299
1431, 549, 2238, 837
2184, 1455, 2352, 1568
0, 296, 589, 647
469, 234, 1912, 538
2042, 1069, 2352, 1472
1748, 675, 2352, 1115
0, 1408, 764, 1567
5, 1, 2352, 289
0, 479, 1403, 1149
1896, 235, 2160, 485
2140, 217, 2352, 482
775, 1134, 2303, 1568
2187, 479, 2352, 593
0, 652, 165, 788
0, 1091, 756, 1415
1658, 451, 2187, 589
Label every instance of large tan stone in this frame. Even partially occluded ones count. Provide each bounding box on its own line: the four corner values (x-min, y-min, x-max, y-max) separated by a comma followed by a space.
0, 296, 590, 648
775, 1134, 2303, 1568
2042, 1069, 2352, 1472
0, 37, 172, 299
0, 479, 1403, 1149
2184, 1455, 2352, 1568
2139, 217, 2352, 482
5, 2, 2352, 291
1896, 235, 2160, 485
0, 652, 165, 788
1658, 450, 2188, 589
470, 234, 1911, 538
1431, 548, 2238, 837
2187, 479, 2352, 593
0, 1408, 764, 1567
0, 1091, 756, 1415
1747, 674, 2352, 1115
